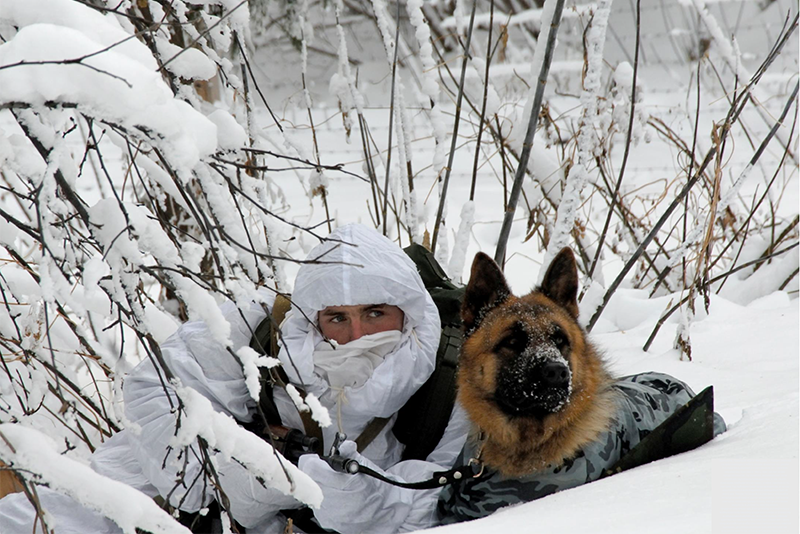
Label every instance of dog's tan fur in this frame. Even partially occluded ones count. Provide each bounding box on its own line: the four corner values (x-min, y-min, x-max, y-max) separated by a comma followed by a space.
457, 249, 618, 477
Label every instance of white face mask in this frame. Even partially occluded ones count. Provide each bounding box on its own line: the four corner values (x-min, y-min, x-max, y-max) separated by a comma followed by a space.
312, 330, 403, 389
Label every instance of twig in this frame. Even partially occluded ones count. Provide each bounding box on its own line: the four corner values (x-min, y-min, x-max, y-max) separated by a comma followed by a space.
469, 0, 497, 202
234, 34, 283, 132
683, 56, 703, 287
494, 0, 567, 265
586, 31, 798, 331
642, 242, 799, 351
431, 0, 479, 253
587, 0, 641, 279
159, 0, 248, 71
236, 149, 367, 181
381, 0, 403, 236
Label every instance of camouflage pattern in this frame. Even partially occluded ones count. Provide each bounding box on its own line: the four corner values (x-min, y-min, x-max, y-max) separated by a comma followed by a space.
438, 372, 726, 523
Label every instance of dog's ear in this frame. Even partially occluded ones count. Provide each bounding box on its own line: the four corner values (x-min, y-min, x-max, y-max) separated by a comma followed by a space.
462, 252, 510, 333
539, 247, 579, 318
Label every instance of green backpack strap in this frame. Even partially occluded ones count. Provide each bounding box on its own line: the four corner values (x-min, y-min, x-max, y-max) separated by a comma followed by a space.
355, 417, 391, 452
394, 244, 465, 461
248, 294, 292, 427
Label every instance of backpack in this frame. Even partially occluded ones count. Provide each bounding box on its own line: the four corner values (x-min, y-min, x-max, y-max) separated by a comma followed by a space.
247, 243, 464, 461
393, 244, 464, 460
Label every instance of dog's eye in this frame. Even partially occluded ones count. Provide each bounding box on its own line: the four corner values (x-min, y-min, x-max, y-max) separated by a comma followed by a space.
551, 329, 569, 352
497, 334, 523, 352
501, 336, 520, 349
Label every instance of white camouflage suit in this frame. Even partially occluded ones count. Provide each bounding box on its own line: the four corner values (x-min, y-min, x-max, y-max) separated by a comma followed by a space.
0, 224, 469, 533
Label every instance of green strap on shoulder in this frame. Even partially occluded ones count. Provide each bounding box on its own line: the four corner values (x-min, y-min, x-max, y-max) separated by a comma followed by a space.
355, 417, 391, 451
249, 294, 292, 427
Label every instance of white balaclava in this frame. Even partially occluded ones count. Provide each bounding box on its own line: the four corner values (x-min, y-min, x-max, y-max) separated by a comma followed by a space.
312, 330, 403, 390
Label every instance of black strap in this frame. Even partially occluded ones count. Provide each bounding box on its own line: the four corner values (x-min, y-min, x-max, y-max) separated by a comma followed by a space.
326, 455, 477, 490
394, 244, 464, 461
359, 464, 475, 490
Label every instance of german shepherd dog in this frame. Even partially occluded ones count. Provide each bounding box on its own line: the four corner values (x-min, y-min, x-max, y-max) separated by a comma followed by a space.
457, 247, 616, 477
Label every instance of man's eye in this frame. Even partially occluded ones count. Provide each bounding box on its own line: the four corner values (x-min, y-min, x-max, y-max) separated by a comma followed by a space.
368, 309, 384, 318
330, 315, 346, 323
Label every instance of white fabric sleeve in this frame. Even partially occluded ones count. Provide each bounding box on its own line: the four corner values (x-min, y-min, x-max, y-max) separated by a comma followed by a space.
122, 292, 298, 526
0, 490, 123, 534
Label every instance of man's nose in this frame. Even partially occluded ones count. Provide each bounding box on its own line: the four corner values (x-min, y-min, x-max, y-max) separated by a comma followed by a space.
349, 318, 365, 342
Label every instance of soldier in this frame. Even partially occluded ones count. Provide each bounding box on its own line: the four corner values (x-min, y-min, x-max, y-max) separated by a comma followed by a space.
0, 224, 469, 533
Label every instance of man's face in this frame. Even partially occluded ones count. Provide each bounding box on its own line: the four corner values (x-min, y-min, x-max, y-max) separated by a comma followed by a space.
318, 304, 405, 345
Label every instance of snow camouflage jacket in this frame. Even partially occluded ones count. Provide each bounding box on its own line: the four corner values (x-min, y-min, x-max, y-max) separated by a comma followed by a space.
438, 372, 727, 523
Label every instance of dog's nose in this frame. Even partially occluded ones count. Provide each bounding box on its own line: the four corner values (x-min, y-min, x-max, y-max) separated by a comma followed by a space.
540, 360, 570, 388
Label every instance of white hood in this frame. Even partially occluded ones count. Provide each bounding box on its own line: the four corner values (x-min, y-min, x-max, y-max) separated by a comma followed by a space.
275, 224, 440, 462
293, 223, 431, 328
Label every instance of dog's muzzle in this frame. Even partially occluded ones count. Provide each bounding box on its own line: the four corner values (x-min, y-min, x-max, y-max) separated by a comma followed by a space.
495, 359, 572, 417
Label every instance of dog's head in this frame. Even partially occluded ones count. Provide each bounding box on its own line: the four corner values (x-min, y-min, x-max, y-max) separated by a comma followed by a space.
459, 248, 587, 422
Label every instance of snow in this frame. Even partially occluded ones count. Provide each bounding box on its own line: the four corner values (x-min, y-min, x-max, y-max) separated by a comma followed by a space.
0, 215, 19, 244
172, 383, 323, 508
1, 0, 158, 70
613, 61, 634, 92
447, 201, 476, 284
155, 40, 217, 81
542, 0, 613, 273
236, 345, 271, 401
0, 424, 191, 534
0, 24, 217, 171
208, 109, 248, 150
439, 3, 592, 30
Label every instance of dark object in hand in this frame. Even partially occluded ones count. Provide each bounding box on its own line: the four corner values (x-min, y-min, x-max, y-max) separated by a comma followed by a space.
268, 424, 322, 464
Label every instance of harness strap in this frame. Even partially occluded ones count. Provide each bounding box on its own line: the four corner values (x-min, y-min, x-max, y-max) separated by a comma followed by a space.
358, 464, 475, 490
298, 404, 325, 453
354, 417, 391, 452
600, 385, 716, 479
270, 294, 292, 357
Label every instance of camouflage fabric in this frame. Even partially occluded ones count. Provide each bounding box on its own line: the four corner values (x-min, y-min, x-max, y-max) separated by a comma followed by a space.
437, 372, 726, 523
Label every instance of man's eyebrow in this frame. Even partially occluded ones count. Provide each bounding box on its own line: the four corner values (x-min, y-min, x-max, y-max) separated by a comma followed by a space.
363, 304, 387, 311
320, 308, 345, 316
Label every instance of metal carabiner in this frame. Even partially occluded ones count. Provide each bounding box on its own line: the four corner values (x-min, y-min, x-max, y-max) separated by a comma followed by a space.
330, 431, 347, 456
